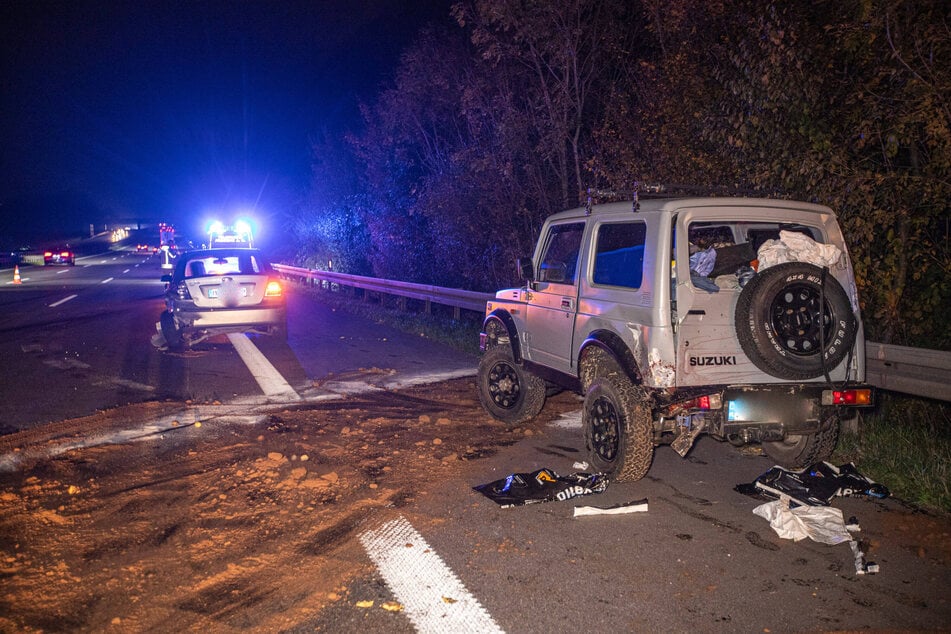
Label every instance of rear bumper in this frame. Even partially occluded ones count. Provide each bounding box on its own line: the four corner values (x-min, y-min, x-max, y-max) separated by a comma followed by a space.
715, 383, 873, 440
172, 305, 286, 330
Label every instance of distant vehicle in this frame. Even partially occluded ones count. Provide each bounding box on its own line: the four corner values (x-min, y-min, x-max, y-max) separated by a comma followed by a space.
136, 244, 151, 254
208, 220, 253, 248
44, 247, 75, 266
158, 248, 286, 349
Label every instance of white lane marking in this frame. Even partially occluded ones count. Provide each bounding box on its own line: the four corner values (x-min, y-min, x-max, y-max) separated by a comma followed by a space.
101, 277, 114, 284
122, 268, 130, 274
49, 294, 78, 307
227, 333, 301, 400
56, 269, 70, 274
361, 516, 504, 634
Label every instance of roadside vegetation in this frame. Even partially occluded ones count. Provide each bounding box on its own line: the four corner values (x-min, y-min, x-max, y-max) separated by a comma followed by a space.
293, 0, 950, 352
835, 395, 951, 516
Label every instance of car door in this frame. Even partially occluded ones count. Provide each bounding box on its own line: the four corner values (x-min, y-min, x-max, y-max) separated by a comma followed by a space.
523, 221, 585, 372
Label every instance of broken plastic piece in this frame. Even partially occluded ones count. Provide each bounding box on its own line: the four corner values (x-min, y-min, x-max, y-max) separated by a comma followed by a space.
573, 498, 648, 518
473, 469, 608, 508
736, 462, 890, 507
671, 413, 706, 457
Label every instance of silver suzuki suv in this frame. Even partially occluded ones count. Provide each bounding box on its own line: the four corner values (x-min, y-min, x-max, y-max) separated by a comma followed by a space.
477, 196, 873, 481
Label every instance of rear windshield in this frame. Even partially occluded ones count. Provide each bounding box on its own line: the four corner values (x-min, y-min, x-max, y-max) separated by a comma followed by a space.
181, 252, 271, 278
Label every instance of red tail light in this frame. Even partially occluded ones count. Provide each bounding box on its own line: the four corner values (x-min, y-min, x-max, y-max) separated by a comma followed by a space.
823, 388, 873, 406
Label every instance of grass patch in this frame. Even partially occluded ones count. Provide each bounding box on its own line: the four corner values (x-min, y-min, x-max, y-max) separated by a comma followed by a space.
834, 394, 951, 516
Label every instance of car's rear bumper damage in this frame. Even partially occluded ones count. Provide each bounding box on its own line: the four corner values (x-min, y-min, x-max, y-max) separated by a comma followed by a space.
172, 305, 286, 329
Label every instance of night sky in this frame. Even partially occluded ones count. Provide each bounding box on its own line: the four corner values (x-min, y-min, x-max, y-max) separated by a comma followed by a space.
0, 0, 452, 246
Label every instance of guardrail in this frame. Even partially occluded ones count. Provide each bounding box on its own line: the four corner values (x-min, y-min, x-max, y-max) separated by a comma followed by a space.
273, 263, 951, 402
865, 342, 951, 403
273, 263, 491, 318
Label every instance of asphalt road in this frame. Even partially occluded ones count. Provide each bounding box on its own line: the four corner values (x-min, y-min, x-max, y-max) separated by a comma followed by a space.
0, 246, 475, 433
1, 243, 948, 632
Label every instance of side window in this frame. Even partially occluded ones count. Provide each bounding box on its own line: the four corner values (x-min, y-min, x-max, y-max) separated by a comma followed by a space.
538, 222, 585, 284
593, 222, 647, 289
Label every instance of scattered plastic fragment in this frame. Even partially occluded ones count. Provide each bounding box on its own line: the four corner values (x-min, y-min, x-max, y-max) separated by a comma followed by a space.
735, 461, 889, 507
573, 498, 648, 518
752, 498, 852, 544
474, 468, 607, 508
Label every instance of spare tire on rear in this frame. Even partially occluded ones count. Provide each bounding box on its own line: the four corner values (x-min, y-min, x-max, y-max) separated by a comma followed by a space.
735, 262, 857, 380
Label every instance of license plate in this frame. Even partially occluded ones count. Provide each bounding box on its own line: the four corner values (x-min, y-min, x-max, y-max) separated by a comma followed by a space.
207, 287, 248, 298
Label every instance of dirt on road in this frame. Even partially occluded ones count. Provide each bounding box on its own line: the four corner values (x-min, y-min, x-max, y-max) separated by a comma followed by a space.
1, 375, 949, 633
0, 376, 580, 632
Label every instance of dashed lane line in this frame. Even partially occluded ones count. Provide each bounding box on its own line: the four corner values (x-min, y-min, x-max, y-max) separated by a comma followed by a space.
49, 294, 78, 307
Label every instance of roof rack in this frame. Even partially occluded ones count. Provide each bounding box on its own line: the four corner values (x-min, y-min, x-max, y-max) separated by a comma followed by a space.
584, 182, 786, 213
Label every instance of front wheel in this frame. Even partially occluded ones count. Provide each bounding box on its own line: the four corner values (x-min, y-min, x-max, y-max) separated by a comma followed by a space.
477, 346, 546, 425
583, 376, 653, 481
160, 311, 185, 350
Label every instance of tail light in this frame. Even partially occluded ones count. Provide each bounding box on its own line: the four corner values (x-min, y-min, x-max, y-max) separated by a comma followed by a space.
664, 393, 722, 416
264, 280, 282, 297
822, 388, 873, 406
679, 393, 721, 410
175, 282, 191, 300
44, 251, 52, 257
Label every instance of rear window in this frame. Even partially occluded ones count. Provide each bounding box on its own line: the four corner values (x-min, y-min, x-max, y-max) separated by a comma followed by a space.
183, 253, 269, 278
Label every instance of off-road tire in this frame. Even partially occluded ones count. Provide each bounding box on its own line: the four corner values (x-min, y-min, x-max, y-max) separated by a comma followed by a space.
762, 412, 840, 469
160, 311, 185, 350
579, 347, 621, 393
477, 346, 546, 425
583, 376, 653, 481
735, 262, 857, 380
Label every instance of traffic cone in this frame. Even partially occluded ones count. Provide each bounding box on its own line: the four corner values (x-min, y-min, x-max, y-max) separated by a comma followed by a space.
13, 265, 22, 285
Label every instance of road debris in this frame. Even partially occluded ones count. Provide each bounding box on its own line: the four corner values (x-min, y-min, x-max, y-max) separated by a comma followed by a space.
573, 498, 648, 517
738, 462, 887, 576
473, 468, 607, 507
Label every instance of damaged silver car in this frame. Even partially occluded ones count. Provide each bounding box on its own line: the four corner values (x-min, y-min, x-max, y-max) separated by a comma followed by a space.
157, 248, 286, 349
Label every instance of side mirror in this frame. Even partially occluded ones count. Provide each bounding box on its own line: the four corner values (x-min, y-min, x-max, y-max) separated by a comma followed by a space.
161, 274, 173, 283
517, 257, 535, 282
